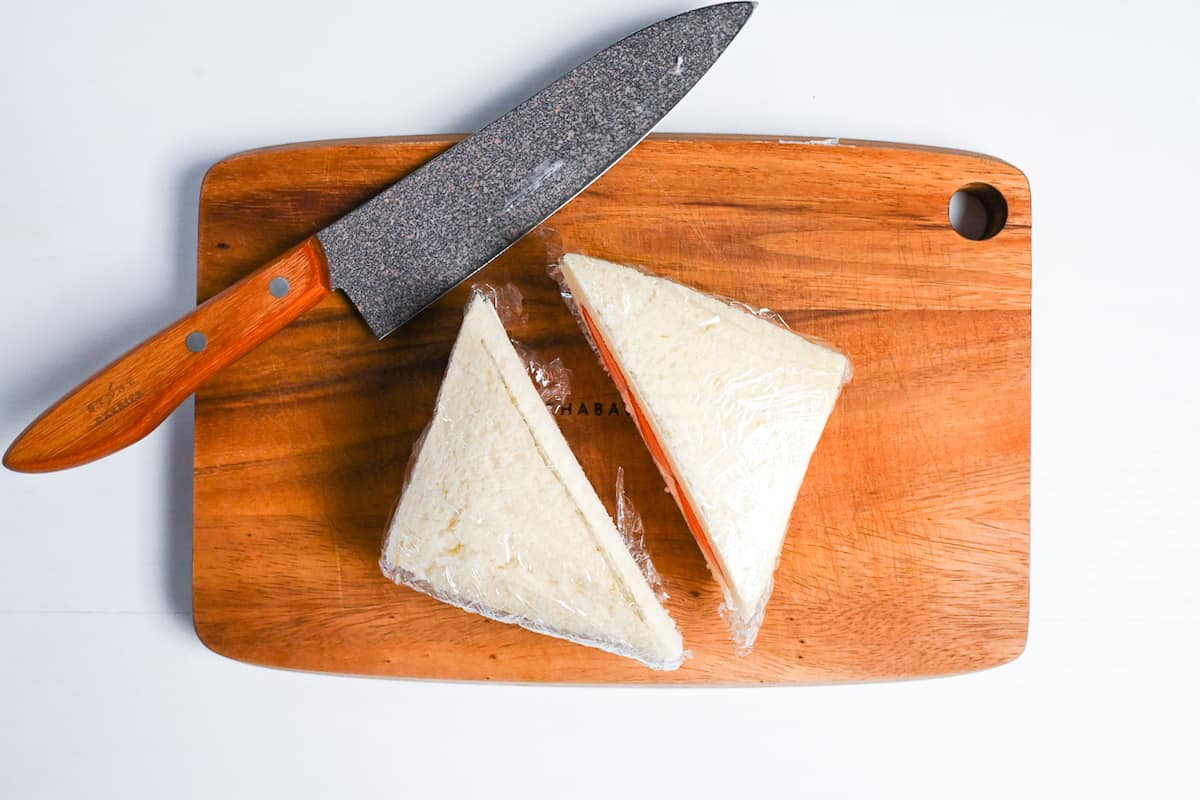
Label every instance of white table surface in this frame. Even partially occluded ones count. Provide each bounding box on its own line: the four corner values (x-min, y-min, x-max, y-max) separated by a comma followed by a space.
3, 1, 1197, 797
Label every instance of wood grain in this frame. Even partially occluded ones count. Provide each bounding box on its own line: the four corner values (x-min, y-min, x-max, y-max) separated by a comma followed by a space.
193, 134, 1030, 684
4, 239, 330, 472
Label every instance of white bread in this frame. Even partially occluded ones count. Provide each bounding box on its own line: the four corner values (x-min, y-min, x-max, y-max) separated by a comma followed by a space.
558, 254, 850, 648
381, 294, 685, 670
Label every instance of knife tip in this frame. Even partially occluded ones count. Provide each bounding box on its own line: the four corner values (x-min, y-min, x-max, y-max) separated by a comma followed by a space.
716, 2, 757, 24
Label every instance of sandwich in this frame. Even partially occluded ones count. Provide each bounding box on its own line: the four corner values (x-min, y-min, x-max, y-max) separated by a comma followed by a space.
381, 293, 685, 670
557, 254, 851, 648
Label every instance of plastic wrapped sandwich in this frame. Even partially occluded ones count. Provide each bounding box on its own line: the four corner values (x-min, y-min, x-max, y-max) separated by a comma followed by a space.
555, 254, 851, 650
380, 291, 685, 670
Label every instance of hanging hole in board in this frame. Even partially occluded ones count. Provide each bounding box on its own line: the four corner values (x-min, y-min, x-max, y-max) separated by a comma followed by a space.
949, 183, 1008, 241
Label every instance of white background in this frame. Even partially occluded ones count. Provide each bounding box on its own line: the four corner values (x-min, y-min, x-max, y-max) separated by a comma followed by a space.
2, 0, 1197, 797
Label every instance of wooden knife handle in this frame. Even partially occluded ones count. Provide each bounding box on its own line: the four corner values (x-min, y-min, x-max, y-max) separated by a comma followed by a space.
4, 237, 332, 473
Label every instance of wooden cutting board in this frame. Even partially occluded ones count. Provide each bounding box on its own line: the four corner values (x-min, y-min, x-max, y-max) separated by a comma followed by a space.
193, 134, 1030, 684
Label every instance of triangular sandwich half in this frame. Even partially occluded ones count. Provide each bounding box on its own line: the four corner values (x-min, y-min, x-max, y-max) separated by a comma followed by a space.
557, 254, 850, 648
381, 293, 685, 670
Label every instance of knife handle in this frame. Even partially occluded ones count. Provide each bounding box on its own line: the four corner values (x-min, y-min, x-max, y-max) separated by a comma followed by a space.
4, 237, 332, 473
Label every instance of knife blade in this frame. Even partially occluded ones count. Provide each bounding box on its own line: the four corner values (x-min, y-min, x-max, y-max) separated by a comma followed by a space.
4, 2, 754, 473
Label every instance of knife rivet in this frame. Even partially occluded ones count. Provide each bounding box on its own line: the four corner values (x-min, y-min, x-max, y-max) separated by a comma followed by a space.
269, 277, 291, 298
186, 331, 208, 353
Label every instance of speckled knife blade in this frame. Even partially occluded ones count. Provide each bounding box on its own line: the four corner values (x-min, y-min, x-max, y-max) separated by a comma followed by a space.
317, 2, 755, 337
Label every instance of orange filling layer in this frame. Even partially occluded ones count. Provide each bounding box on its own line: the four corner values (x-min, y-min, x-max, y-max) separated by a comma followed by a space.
578, 305, 729, 590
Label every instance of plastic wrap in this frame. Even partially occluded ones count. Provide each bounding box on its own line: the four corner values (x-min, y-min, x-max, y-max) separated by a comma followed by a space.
616, 466, 667, 603
471, 282, 573, 412
552, 254, 852, 652
380, 286, 685, 670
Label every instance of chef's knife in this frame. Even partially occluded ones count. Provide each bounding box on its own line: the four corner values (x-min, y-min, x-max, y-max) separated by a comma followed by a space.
4, 3, 754, 473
